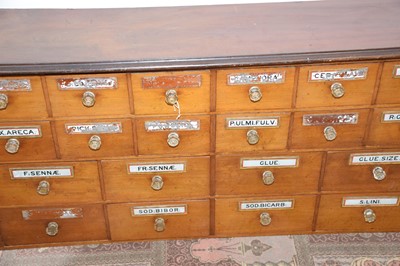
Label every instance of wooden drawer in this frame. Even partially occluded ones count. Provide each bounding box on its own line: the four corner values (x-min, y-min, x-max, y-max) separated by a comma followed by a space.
215, 196, 316, 236
0, 76, 48, 119
316, 194, 400, 232
0, 161, 101, 206
216, 67, 295, 111
216, 113, 290, 153
376, 61, 400, 104
55, 119, 134, 159
323, 150, 400, 192
216, 152, 322, 196
136, 115, 210, 155
366, 108, 400, 147
46, 74, 130, 117
131, 71, 210, 115
291, 109, 370, 149
0, 121, 56, 162
0, 204, 107, 246
296, 63, 379, 108
102, 156, 210, 201
107, 200, 210, 240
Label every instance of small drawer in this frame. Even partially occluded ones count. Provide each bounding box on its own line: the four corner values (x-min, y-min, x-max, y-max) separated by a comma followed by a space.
291, 109, 369, 149
46, 74, 130, 117
107, 200, 210, 240
296, 63, 379, 108
376, 61, 400, 104
102, 156, 210, 201
0, 204, 107, 246
216, 113, 290, 153
55, 119, 134, 159
215, 196, 316, 236
131, 71, 210, 115
322, 150, 400, 192
216, 67, 295, 111
136, 115, 210, 155
0, 121, 56, 162
216, 152, 322, 196
0, 161, 101, 206
316, 194, 400, 232
0, 76, 48, 119
366, 108, 400, 147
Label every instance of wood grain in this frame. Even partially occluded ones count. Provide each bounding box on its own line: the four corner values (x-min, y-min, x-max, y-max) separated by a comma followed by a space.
376, 61, 400, 104
366, 107, 400, 147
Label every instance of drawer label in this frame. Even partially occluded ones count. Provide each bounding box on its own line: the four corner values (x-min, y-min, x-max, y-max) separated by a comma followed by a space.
22, 208, 83, 220
142, 74, 202, 89
309, 67, 368, 81
0, 79, 31, 91
10, 166, 74, 179
382, 112, 400, 123
343, 197, 399, 207
350, 152, 400, 165
394, 65, 400, 78
128, 162, 186, 174
65, 122, 122, 134
303, 113, 358, 126
226, 117, 280, 129
145, 120, 200, 132
239, 200, 294, 210
0, 126, 42, 138
57, 77, 117, 90
132, 205, 187, 216
227, 72, 285, 85
241, 156, 299, 169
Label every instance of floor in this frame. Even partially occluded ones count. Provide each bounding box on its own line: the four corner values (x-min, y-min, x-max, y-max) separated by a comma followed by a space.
0, 233, 399, 266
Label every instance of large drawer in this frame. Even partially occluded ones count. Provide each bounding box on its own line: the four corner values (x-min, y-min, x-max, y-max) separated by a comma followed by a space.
366, 108, 400, 147
376, 61, 400, 104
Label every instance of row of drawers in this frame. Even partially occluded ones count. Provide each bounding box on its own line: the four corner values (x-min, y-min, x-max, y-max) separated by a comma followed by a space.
1, 62, 400, 119
1, 151, 399, 207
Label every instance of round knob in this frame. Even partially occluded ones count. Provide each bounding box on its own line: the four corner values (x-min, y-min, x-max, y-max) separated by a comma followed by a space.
82, 91, 96, 107
262, 171, 275, 185
167, 132, 180, 148
0, 93, 8, 110
165, 89, 178, 105
260, 212, 271, 226
372, 166, 386, 181
330, 83, 345, 98
323, 126, 337, 141
88, 135, 102, 150
46, 221, 59, 236
247, 129, 259, 145
249, 86, 262, 102
363, 208, 376, 223
37, 180, 50, 195
154, 217, 165, 232
5, 138, 20, 154
151, 175, 164, 191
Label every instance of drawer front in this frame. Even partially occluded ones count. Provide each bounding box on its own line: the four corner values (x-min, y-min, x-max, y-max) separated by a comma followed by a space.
216, 67, 295, 111
316, 194, 400, 232
215, 196, 316, 235
107, 200, 210, 240
0, 76, 48, 119
296, 63, 379, 108
291, 109, 369, 149
216, 152, 322, 196
376, 61, 400, 104
46, 74, 130, 117
0, 121, 56, 161
131, 71, 210, 115
0, 161, 101, 206
366, 108, 400, 147
55, 119, 134, 159
136, 115, 210, 155
216, 113, 290, 153
0, 204, 107, 246
323, 151, 400, 192
102, 156, 210, 201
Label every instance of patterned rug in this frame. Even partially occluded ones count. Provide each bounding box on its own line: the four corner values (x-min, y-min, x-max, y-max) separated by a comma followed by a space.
0, 233, 399, 266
